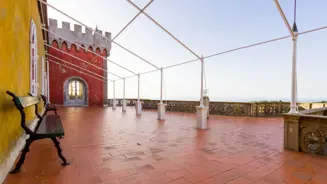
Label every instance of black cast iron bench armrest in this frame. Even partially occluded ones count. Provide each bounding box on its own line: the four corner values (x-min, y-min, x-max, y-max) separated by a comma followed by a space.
41, 94, 58, 115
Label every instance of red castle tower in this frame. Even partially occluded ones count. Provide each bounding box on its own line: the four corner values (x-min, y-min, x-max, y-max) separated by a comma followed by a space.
48, 18, 111, 106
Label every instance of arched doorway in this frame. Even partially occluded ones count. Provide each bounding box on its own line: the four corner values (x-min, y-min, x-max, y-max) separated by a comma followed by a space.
64, 77, 88, 106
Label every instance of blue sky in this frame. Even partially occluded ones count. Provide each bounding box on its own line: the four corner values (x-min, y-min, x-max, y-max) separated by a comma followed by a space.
48, 0, 327, 102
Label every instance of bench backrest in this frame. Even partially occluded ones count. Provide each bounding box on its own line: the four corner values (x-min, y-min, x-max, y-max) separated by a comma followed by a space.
6, 91, 41, 135
6, 91, 40, 109
15, 96, 40, 108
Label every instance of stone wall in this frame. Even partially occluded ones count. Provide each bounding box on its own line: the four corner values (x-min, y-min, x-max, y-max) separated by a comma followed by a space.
142, 100, 289, 117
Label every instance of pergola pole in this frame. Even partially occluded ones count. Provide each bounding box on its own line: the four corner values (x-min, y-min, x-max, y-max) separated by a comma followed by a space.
196, 58, 208, 129
200, 58, 204, 107
273, 0, 299, 114
113, 81, 116, 110
138, 74, 140, 100
160, 68, 163, 102
290, 33, 298, 113
158, 67, 165, 120
136, 74, 142, 115
122, 78, 127, 112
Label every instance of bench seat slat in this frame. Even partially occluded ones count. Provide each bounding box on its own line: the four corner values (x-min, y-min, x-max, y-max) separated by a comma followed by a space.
17, 96, 40, 108
36, 115, 65, 137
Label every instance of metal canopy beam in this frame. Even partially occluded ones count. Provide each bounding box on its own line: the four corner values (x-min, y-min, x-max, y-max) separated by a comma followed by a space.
273, 0, 294, 37
40, 0, 327, 87
112, 0, 154, 42
113, 25, 327, 82
48, 59, 109, 83
45, 43, 122, 79
43, 27, 137, 75
46, 53, 110, 81
38, 0, 159, 70
111, 40, 160, 69
126, 0, 201, 60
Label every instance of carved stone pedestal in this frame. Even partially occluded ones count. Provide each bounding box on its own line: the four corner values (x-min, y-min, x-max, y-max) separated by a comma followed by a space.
112, 99, 116, 110
158, 102, 166, 120
196, 106, 208, 130
283, 114, 300, 151
122, 100, 127, 112
135, 101, 142, 115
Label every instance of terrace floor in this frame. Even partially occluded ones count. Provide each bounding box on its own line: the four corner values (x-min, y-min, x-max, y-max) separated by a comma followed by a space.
3, 107, 327, 184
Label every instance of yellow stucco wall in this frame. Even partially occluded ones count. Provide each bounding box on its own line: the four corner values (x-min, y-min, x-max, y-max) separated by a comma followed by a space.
0, 0, 45, 163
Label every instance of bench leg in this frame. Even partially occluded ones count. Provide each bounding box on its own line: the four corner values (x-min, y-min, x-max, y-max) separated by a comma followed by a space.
51, 137, 70, 166
10, 138, 34, 174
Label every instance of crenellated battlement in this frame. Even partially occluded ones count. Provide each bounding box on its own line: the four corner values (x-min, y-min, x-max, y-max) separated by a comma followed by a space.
48, 18, 111, 56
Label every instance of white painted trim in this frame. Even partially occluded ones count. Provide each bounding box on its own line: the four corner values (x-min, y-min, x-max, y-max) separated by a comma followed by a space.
30, 19, 38, 96
0, 109, 45, 184
46, 61, 50, 103
42, 56, 46, 95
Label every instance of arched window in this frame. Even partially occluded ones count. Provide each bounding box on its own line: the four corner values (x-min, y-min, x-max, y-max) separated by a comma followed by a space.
68, 80, 83, 99
41, 56, 47, 95
30, 19, 38, 96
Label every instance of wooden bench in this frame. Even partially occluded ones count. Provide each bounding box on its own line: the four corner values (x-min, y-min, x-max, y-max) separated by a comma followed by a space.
40, 94, 58, 115
6, 91, 69, 174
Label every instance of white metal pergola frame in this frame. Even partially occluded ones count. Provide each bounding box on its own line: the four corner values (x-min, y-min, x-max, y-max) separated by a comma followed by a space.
39, 0, 327, 127
274, 0, 298, 114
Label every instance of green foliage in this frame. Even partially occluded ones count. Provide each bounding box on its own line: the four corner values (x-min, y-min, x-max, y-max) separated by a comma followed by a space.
315, 101, 327, 103
250, 100, 283, 103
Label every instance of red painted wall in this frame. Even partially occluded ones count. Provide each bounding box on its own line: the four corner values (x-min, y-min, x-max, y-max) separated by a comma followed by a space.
48, 41, 107, 106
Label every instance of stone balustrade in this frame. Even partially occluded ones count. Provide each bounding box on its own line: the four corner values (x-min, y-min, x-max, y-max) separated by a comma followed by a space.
108, 98, 326, 117
284, 107, 327, 155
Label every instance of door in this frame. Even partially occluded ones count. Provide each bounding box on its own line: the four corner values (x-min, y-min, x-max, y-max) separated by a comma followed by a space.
64, 78, 87, 106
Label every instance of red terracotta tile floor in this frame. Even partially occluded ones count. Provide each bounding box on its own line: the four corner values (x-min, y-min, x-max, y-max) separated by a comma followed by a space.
3, 107, 327, 184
